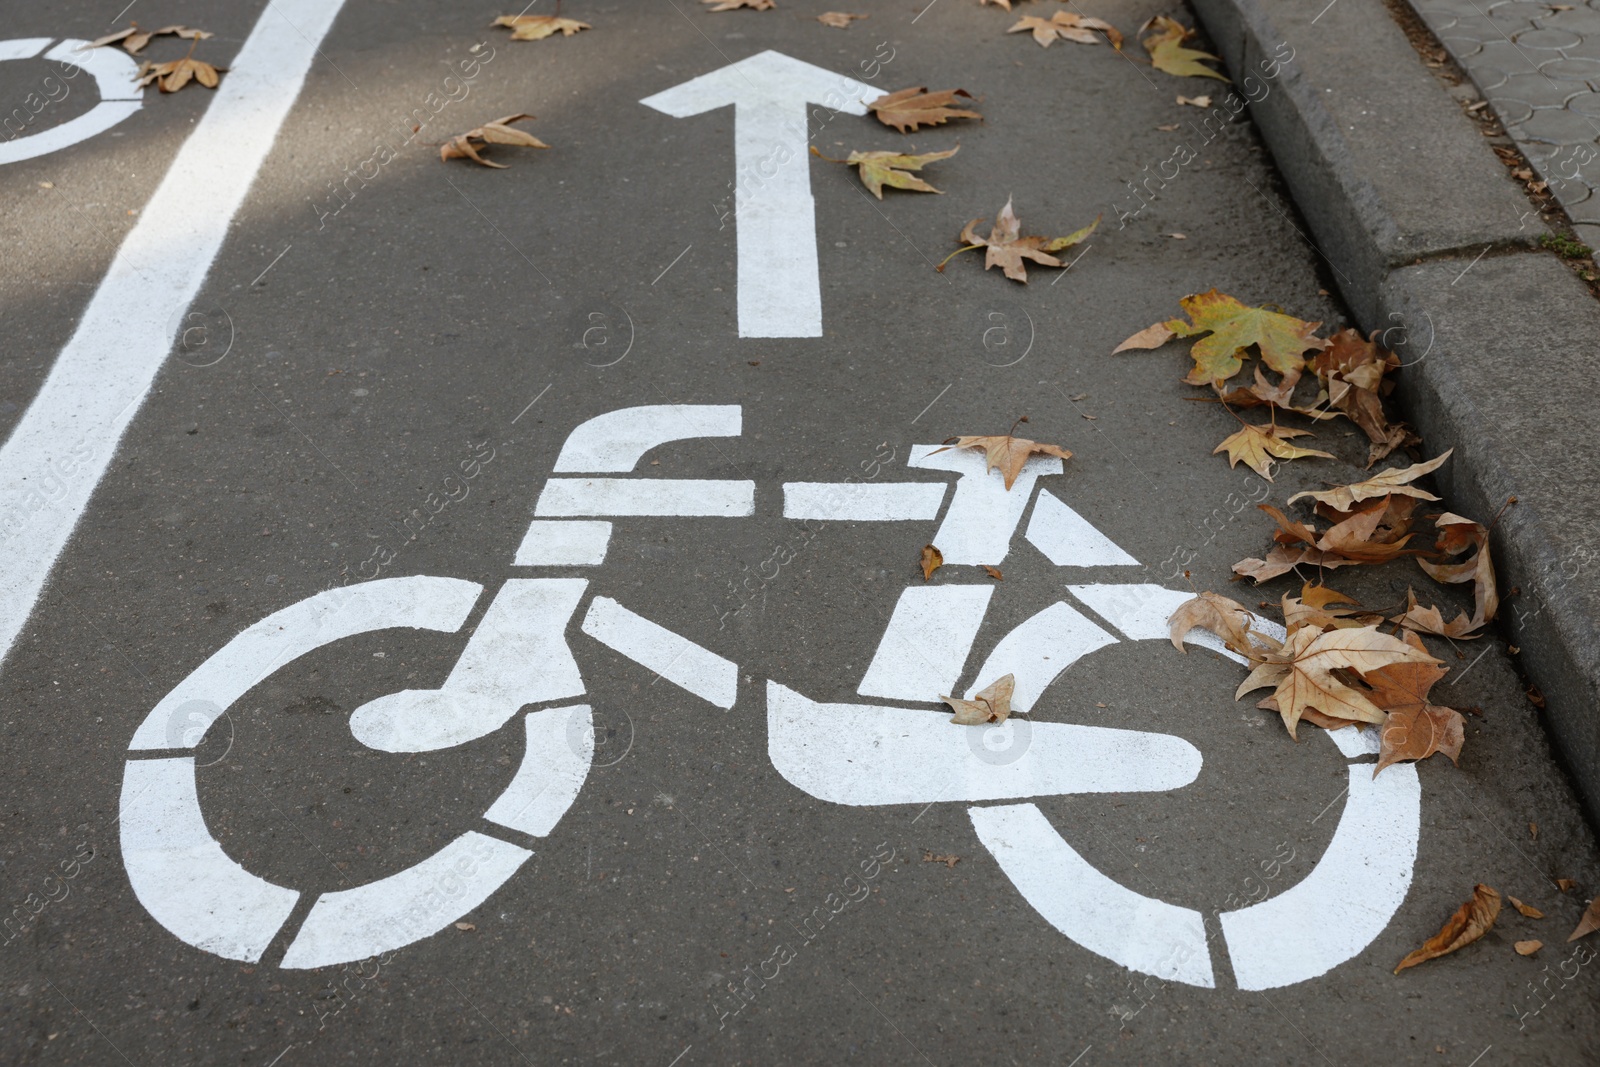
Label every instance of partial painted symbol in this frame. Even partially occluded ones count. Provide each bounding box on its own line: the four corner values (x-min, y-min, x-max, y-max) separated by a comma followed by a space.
0, 38, 142, 167
121, 405, 751, 968
641, 51, 878, 338
765, 454, 1422, 990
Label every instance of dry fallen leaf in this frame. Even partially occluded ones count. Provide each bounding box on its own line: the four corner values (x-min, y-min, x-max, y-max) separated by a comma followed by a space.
1008, 12, 1123, 49
812, 145, 957, 199
454, 921, 476, 931
1307, 328, 1417, 465
1570, 897, 1600, 942
1214, 422, 1333, 481
492, 14, 592, 39
920, 544, 943, 581
942, 674, 1016, 725
1558, 878, 1578, 893
983, 565, 1003, 581
1114, 321, 1177, 353
1301, 583, 1359, 609
1288, 451, 1450, 512
1140, 15, 1229, 81
1394, 884, 1501, 973
1419, 512, 1499, 629
1237, 624, 1438, 738
1515, 940, 1544, 956
1235, 499, 1423, 582
136, 55, 226, 93
90, 23, 212, 55
1530, 822, 1538, 840
936, 425, 1072, 489
1391, 588, 1482, 640
817, 11, 867, 27
922, 850, 960, 868
1168, 591, 1261, 658
1509, 896, 1545, 920
703, 0, 775, 9
1176, 94, 1212, 107
1368, 632, 1465, 777
440, 114, 550, 168
867, 86, 981, 132
942, 197, 1099, 282
1165, 290, 1325, 386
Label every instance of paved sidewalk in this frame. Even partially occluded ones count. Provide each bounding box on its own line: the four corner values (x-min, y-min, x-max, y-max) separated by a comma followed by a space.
1410, 0, 1600, 250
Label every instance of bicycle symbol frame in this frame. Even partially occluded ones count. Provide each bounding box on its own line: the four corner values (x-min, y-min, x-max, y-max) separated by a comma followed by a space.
120, 405, 1420, 985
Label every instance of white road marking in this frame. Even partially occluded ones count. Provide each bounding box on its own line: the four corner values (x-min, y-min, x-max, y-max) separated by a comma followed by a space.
553, 405, 742, 472
483, 706, 595, 837
281, 832, 532, 969
535, 478, 755, 517
641, 51, 877, 338
0, 39, 143, 166
582, 597, 738, 708
348, 579, 588, 753
781, 482, 946, 522
1024, 489, 1140, 567
970, 803, 1216, 988
130, 575, 480, 750
513, 519, 613, 566
857, 585, 992, 702
964, 601, 1118, 712
767, 683, 1201, 806
909, 444, 1063, 566
1220, 765, 1420, 989
0, 0, 349, 672
120, 758, 299, 962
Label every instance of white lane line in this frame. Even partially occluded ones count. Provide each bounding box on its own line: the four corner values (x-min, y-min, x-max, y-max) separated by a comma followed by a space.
0, 0, 349, 674
781, 482, 946, 522
582, 597, 738, 708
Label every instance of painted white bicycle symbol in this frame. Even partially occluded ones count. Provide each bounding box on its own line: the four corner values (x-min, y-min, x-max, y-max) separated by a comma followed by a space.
0, 38, 142, 166
121, 405, 1420, 986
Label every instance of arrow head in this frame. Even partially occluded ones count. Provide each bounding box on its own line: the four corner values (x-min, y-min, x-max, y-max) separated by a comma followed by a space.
641, 49, 878, 117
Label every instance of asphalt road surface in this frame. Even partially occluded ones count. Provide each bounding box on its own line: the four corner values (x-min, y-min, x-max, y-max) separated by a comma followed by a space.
2, 1, 1598, 1065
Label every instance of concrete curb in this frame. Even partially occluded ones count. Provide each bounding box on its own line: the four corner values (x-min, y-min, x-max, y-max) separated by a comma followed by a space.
1190, 0, 1600, 825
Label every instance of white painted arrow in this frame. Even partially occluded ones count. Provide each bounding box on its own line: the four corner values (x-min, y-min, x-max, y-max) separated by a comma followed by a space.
641, 51, 878, 338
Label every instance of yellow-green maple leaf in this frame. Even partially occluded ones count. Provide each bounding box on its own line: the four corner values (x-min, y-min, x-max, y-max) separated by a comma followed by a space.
1167, 289, 1326, 385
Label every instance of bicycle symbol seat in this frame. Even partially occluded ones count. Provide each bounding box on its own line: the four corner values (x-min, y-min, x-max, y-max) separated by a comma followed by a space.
120, 405, 748, 968
767, 445, 1422, 990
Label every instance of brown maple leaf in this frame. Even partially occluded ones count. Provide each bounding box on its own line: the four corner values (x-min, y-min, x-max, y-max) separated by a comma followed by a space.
440, 114, 550, 168
1288, 451, 1450, 513
1234, 500, 1423, 582
1419, 512, 1498, 629
942, 674, 1015, 725
1391, 588, 1482, 640
1508, 896, 1545, 920
1139, 15, 1228, 82
867, 86, 982, 133
941, 197, 1099, 283
1168, 591, 1268, 659
1570, 897, 1600, 942
91, 23, 212, 56
934, 419, 1072, 489
920, 544, 943, 581
1307, 328, 1417, 465
817, 11, 868, 27
1236, 624, 1437, 738
136, 55, 226, 93
492, 15, 592, 40
1213, 421, 1332, 481
812, 145, 957, 199
1368, 631, 1465, 777
1008, 12, 1123, 49
1395, 884, 1501, 973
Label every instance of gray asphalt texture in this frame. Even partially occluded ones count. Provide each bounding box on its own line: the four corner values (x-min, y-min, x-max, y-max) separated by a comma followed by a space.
2, 1, 1599, 1065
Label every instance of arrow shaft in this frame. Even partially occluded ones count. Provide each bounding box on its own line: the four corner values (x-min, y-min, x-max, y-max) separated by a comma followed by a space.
732, 100, 820, 338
